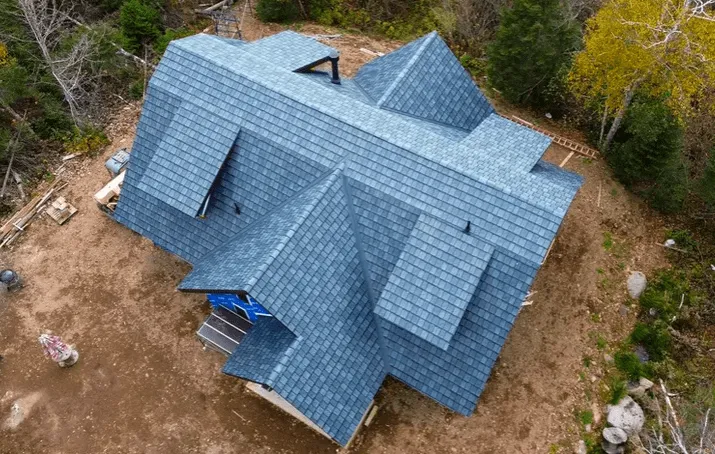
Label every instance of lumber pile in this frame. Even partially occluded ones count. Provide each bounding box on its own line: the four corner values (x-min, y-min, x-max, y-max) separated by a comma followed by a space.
0, 179, 65, 248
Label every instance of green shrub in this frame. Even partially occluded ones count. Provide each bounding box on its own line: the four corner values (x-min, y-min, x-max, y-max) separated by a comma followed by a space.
639, 269, 690, 322
153, 27, 192, 56
486, 0, 580, 109
129, 78, 144, 99
696, 149, 715, 209
608, 97, 687, 213
62, 126, 110, 156
609, 377, 628, 404
614, 350, 645, 381
630, 321, 671, 362
256, 0, 300, 23
119, 0, 162, 53
666, 229, 699, 252
578, 409, 594, 425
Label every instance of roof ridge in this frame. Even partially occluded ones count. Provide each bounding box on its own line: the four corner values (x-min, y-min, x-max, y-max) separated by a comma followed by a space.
244, 166, 343, 292
169, 37, 569, 218
376, 31, 436, 107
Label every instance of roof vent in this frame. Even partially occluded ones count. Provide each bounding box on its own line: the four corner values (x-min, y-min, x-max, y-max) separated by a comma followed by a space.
328, 50, 340, 85
464, 220, 471, 234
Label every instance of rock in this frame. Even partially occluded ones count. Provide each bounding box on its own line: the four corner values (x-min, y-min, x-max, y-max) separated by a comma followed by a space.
664, 239, 676, 247
604, 353, 614, 364
576, 440, 587, 454
585, 423, 592, 433
603, 427, 628, 444
592, 402, 602, 425
627, 377, 655, 398
634, 345, 649, 363
601, 440, 625, 454
619, 304, 630, 317
627, 272, 647, 298
608, 396, 645, 435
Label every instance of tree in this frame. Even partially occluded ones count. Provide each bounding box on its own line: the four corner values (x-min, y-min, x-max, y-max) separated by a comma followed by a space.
255, 0, 300, 23
609, 96, 687, 213
486, 0, 580, 108
119, 0, 162, 53
569, 0, 715, 151
17, 0, 98, 125
697, 150, 715, 210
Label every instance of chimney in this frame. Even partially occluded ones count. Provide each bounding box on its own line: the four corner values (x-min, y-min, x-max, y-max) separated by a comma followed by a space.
328, 50, 340, 85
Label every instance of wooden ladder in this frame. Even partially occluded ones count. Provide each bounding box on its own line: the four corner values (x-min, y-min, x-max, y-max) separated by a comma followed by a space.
504, 114, 600, 159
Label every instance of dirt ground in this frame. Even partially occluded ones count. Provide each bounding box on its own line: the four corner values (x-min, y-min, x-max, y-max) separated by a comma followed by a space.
0, 19, 673, 454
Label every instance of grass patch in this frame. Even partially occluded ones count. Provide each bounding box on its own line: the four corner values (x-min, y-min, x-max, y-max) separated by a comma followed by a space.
630, 321, 671, 361
596, 335, 607, 350
583, 355, 592, 368
609, 377, 628, 404
578, 409, 594, 426
602, 232, 614, 251
614, 350, 648, 380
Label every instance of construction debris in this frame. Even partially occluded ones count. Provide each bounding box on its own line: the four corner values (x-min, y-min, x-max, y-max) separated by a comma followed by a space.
0, 179, 64, 248
94, 170, 125, 213
359, 48, 385, 57
45, 196, 77, 225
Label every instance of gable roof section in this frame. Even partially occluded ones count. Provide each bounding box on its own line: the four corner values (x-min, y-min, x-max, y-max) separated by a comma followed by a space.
374, 214, 494, 350
178, 169, 340, 292
223, 316, 299, 386
354, 31, 493, 131
382, 249, 539, 414
243, 30, 337, 71
353, 33, 430, 103
453, 113, 551, 174
136, 102, 241, 217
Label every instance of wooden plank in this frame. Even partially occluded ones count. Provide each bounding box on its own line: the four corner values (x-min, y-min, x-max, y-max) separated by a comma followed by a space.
45, 196, 78, 225
93, 171, 125, 206
559, 151, 575, 168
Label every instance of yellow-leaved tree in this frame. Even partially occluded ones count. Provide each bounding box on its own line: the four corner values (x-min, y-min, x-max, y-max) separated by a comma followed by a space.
569, 0, 715, 150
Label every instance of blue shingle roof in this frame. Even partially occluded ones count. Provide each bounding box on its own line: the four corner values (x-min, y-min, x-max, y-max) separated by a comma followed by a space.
375, 214, 494, 350
354, 31, 493, 131
223, 316, 298, 385
137, 103, 240, 217
243, 30, 337, 71
114, 30, 583, 446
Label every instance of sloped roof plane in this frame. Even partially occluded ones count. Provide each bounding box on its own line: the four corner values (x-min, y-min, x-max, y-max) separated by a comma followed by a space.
114, 30, 583, 447
374, 214, 494, 350
136, 103, 240, 216
355, 31, 493, 131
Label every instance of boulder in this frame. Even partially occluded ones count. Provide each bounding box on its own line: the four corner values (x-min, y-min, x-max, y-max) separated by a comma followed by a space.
608, 396, 645, 435
576, 440, 587, 454
627, 272, 647, 299
627, 377, 655, 398
601, 440, 625, 454
603, 427, 628, 444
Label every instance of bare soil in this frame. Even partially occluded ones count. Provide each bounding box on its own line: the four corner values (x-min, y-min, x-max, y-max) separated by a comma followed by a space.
0, 21, 672, 454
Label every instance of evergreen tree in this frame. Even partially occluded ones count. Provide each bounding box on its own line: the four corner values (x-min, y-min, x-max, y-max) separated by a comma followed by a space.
609, 97, 687, 213
119, 0, 162, 53
487, 0, 579, 109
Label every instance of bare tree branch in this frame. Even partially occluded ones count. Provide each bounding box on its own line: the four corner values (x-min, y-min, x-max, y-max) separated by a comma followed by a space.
16, 0, 97, 125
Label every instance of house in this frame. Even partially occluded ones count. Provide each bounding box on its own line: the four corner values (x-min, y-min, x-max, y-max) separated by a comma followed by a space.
113, 30, 583, 446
